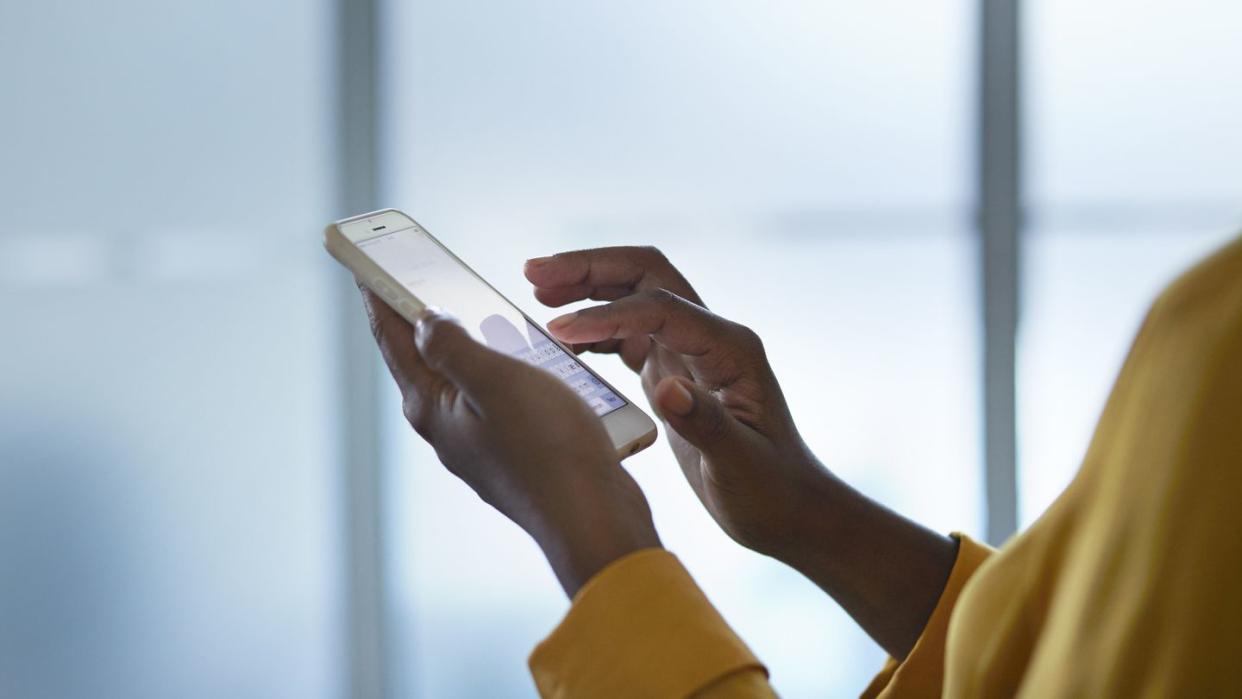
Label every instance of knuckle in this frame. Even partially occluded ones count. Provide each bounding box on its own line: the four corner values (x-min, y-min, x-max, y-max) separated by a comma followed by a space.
706, 410, 731, 439
637, 246, 676, 275
643, 287, 680, 308
696, 391, 731, 438
401, 394, 419, 423
401, 394, 431, 435
637, 245, 669, 265
732, 323, 765, 353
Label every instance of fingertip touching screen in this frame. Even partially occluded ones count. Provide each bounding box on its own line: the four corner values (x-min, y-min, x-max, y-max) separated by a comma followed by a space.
354, 223, 627, 416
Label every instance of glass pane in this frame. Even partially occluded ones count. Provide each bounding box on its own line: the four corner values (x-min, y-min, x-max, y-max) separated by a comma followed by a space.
0, 2, 340, 698
1017, 227, 1238, 525
385, 0, 973, 218
1021, 0, 1242, 526
382, 2, 979, 696
1026, 0, 1242, 208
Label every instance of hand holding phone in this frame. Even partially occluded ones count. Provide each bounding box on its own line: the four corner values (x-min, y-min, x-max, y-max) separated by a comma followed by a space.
324, 209, 657, 458
356, 290, 661, 596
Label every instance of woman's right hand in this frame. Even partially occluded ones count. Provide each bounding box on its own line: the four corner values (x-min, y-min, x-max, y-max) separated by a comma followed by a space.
524, 246, 830, 558
525, 247, 960, 661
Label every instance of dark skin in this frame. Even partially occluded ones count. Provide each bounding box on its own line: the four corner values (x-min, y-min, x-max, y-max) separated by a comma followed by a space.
360, 288, 660, 596
364, 246, 957, 661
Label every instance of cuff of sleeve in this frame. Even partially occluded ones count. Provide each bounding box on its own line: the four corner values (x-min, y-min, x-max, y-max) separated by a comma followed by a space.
860, 533, 993, 699
529, 548, 766, 699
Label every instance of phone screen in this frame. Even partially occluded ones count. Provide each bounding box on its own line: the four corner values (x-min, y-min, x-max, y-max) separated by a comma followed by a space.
355, 223, 627, 417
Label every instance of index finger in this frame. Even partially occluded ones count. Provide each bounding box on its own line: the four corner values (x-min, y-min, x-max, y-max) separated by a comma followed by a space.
547, 289, 736, 360
524, 246, 702, 307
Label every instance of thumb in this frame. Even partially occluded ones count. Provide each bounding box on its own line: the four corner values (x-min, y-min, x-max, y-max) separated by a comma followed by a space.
415, 309, 512, 398
654, 376, 747, 456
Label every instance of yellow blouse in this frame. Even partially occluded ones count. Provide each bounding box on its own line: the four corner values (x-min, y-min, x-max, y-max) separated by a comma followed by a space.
530, 235, 1242, 698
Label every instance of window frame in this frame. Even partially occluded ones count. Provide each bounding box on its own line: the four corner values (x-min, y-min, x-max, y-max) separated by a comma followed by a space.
332, 0, 1025, 693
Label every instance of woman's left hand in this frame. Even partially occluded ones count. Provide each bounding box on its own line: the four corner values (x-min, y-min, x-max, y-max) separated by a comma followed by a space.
359, 286, 661, 596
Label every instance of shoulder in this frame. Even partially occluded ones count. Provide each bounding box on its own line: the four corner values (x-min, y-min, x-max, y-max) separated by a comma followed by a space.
1113, 232, 1242, 457
1147, 233, 1242, 336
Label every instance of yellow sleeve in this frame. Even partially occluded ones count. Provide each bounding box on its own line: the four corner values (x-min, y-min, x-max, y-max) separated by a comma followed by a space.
860, 533, 993, 699
529, 548, 775, 698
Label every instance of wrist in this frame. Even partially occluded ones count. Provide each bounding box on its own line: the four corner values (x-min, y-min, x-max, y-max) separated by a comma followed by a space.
531, 472, 662, 598
758, 462, 844, 564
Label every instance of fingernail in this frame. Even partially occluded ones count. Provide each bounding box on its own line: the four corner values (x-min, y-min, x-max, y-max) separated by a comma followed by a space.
664, 381, 695, 417
547, 311, 578, 331
525, 256, 552, 270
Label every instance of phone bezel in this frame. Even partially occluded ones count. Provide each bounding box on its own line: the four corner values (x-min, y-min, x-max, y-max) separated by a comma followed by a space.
324, 208, 658, 459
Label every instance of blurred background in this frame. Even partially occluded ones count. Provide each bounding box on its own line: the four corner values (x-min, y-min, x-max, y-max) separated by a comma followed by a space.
1, 0, 1239, 697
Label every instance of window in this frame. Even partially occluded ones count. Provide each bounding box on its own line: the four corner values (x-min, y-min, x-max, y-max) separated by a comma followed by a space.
9, 1, 1239, 697
0, 2, 340, 697
381, 2, 980, 695
1018, 0, 1242, 524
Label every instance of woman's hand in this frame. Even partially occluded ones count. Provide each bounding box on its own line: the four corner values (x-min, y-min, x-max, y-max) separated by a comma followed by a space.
360, 286, 660, 597
524, 248, 959, 660
524, 247, 828, 559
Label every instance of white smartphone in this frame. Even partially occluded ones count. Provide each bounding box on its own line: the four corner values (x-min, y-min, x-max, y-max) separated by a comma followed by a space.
324, 208, 658, 459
